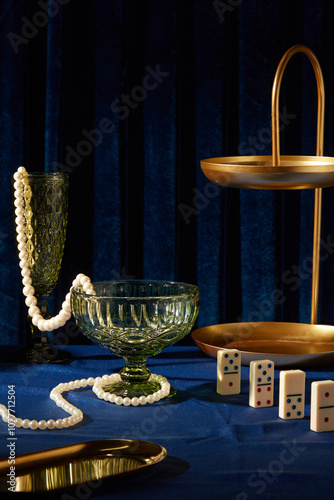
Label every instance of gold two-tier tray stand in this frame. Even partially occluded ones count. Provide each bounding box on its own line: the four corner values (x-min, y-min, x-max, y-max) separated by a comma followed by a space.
192, 45, 334, 367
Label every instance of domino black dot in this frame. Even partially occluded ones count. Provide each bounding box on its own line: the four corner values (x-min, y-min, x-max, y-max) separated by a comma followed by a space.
234, 365, 238, 370
268, 364, 272, 368
267, 377, 271, 382
262, 371, 267, 376
224, 353, 228, 358
257, 377, 261, 383
224, 367, 228, 371
292, 405, 296, 410
297, 411, 301, 416
287, 398, 291, 404
286, 412, 291, 417
258, 365, 262, 370
297, 397, 302, 403
234, 353, 239, 358
229, 360, 233, 365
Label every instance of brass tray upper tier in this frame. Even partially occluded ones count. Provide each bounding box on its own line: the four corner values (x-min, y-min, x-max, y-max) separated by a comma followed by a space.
201, 155, 334, 189
192, 322, 334, 368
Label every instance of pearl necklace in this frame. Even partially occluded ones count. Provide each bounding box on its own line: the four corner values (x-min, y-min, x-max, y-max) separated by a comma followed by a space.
0, 373, 170, 430
0, 167, 171, 429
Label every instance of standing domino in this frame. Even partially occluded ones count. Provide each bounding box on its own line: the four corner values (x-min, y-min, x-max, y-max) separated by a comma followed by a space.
311, 380, 334, 432
217, 349, 241, 395
279, 370, 305, 420
249, 360, 274, 408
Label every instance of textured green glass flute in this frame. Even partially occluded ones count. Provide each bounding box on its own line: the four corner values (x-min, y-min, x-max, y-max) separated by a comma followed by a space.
71, 281, 200, 398
10, 172, 71, 364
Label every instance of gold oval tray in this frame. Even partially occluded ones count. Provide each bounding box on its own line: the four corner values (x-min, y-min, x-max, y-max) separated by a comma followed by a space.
0, 439, 167, 493
192, 322, 334, 367
201, 155, 334, 189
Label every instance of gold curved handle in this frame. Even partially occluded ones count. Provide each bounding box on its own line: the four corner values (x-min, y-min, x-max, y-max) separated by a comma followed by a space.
271, 44, 325, 165
271, 45, 325, 325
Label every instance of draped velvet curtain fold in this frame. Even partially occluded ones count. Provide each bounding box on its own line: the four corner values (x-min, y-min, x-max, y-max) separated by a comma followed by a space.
1, 0, 334, 345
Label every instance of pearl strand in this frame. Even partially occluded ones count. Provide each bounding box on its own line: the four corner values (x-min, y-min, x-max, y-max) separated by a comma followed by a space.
92, 373, 171, 406
0, 373, 171, 430
2, 166, 173, 429
14, 165, 96, 331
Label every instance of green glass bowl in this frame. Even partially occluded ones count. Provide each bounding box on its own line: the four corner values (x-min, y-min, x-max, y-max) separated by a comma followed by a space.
71, 280, 199, 399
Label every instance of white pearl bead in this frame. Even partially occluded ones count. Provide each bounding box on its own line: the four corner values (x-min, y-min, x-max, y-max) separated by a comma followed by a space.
62, 301, 71, 312
65, 292, 71, 303
14, 181, 22, 190
22, 419, 30, 429
17, 233, 27, 243
19, 259, 29, 269
32, 314, 43, 326
38, 420, 47, 430
55, 419, 64, 429
80, 379, 88, 387
18, 243, 28, 252
68, 381, 75, 390
59, 309, 71, 321
47, 317, 56, 330
47, 419, 56, 429
37, 319, 47, 331
115, 396, 123, 406
15, 206, 24, 216
18, 166, 27, 173
79, 275, 90, 285
16, 224, 25, 233
139, 396, 147, 405
23, 284, 35, 296
82, 281, 92, 292
87, 377, 95, 385
62, 418, 70, 428
29, 420, 39, 430
153, 392, 160, 401
108, 394, 116, 402
102, 374, 111, 382
14, 198, 24, 208
15, 418, 23, 428
25, 295, 37, 307
147, 394, 155, 404
131, 397, 139, 406
22, 275, 32, 285
123, 397, 131, 406
43, 320, 53, 332
14, 189, 24, 199
15, 217, 25, 227
13, 171, 23, 180
103, 393, 110, 401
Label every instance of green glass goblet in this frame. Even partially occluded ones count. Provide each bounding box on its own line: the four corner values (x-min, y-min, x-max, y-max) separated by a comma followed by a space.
10, 172, 71, 364
71, 281, 199, 398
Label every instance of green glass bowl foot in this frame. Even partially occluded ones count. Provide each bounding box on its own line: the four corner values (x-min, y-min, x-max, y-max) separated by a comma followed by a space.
102, 379, 178, 400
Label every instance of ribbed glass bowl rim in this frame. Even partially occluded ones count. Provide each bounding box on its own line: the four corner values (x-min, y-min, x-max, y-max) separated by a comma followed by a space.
12, 172, 68, 180
71, 280, 200, 300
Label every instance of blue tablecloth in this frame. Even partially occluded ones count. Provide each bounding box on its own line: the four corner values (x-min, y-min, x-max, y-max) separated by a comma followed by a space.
0, 345, 334, 499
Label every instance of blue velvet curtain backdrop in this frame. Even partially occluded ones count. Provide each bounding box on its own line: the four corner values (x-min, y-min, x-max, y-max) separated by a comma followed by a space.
1, 0, 334, 345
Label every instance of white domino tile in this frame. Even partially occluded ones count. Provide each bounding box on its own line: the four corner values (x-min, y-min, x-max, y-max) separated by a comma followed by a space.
249, 360, 274, 408
279, 370, 305, 420
311, 380, 334, 432
217, 349, 241, 395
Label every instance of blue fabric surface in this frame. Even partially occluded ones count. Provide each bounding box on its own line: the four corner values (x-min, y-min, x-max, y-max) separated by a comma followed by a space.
3, 2, 334, 346
0, 345, 334, 499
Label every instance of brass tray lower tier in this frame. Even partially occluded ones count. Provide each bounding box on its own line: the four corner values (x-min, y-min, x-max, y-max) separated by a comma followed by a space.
201, 155, 334, 189
192, 322, 334, 367
0, 439, 167, 493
